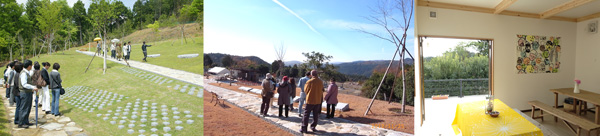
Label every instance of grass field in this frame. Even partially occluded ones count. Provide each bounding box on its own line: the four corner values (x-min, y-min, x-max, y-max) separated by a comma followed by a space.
86, 36, 203, 75
2, 47, 203, 135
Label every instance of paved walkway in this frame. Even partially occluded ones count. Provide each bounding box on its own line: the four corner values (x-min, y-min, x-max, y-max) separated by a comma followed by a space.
204, 79, 413, 136
76, 50, 203, 86
1, 88, 87, 136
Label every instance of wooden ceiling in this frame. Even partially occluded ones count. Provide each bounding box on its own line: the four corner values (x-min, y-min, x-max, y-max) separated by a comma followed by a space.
417, 0, 600, 22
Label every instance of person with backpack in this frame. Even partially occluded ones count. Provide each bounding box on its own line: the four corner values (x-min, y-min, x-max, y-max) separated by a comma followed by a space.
40, 62, 51, 114
17, 60, 38, 128
31, 62, 43, 107
260, 73, 275, 116
49, 63, 62, 116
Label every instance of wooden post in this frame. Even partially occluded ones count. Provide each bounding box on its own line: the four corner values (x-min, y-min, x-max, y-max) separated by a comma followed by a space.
555, 92, 558, 122
595, 105, 599, 124
364, 46, 401, 116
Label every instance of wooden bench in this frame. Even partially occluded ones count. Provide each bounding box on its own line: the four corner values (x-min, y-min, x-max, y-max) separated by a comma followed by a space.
210, 91, 223, 106
529, 100, 600, 136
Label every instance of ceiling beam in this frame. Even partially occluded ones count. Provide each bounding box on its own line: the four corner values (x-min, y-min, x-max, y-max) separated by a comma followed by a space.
417, 0, 577, 22
417, 0, 493, 14
494, 0, 518, 14
577, 12, 600, 22
540, 0, 596, 19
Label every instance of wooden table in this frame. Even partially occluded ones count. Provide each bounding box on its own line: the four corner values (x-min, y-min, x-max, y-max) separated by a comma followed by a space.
550, 88, 600, 124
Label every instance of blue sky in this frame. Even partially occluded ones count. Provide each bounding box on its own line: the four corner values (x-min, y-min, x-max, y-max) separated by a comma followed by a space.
205, 0, 414, 63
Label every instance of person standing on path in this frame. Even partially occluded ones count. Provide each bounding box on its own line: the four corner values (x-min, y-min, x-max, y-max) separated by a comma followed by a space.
260, 73, 275, 116
297, 72, 311, 117
12, 62, 23, 125
17, 60, 38, 128
289, 78, 296, 111
96, 41, 102, 56
40, 62, 52, 114
126, 42, 132, 60
300, 70, 324, 133
141, 41, 152, 62
49, 63, 62, 116
325, 78, 338, 118
116, 43, 123, 61
277, 76, 291, 118
5, 61, 17, 106
110, 42, 116, 59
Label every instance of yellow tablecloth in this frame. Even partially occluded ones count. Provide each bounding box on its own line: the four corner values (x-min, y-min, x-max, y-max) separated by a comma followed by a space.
452, 99, 543, 136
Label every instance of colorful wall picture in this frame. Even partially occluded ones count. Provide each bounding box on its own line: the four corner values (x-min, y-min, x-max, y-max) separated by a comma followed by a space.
516, 35, 561, 74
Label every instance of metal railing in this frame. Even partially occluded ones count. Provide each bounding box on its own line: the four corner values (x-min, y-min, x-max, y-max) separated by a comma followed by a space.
424, 78, 489, 98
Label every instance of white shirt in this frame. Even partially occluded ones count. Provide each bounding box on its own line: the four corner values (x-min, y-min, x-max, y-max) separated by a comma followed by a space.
20, 69, 37, 90
110, 44, 116, 51
4, 68, 13, 85
123, 45, 129, 56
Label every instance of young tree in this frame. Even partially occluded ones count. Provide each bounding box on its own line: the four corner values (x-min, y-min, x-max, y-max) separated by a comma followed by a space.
274, 42, 286, 78
90, 0, 116, 74
37, 0, 62, 55
301, 51, 333, 70
146, 21, 160, 43
73, 0, 88, 45
359, 0, 414, 114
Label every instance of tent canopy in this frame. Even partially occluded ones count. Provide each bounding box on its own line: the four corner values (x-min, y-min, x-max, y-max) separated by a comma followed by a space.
208, 67, 230, 76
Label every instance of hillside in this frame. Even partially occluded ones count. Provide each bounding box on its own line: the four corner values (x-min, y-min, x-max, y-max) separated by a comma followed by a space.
205, 53, 269, 67
335, 59, 413, 77
120, 23, 203, 44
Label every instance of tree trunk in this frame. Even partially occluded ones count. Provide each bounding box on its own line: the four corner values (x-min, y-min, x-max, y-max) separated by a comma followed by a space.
103, 28, 107, 74
79, 21, 83, 46
401, 51, 406, 113
9, 45, 13, 61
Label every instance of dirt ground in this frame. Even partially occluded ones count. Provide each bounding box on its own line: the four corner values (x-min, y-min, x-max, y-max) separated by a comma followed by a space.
203, 91, 293, 136
210, 82, 414, 134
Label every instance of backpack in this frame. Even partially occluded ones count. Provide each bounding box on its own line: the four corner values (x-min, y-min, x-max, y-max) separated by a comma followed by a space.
32, 70, 46, 87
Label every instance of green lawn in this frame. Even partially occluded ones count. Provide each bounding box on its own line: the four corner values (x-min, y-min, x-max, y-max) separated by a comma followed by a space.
88, 37, 203, 74
2, 47, 203, 135
0, 93, 10, 136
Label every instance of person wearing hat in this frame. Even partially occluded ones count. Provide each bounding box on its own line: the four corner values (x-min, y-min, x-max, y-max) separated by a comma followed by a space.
300, 70, 324, 133
277, 76, 291, 117
260, 73, 275, 116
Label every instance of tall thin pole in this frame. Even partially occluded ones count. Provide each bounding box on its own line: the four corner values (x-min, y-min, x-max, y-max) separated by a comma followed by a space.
365, 45, 401, 116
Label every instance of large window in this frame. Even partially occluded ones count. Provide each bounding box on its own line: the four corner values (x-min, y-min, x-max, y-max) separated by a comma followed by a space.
418, 36, 493, 128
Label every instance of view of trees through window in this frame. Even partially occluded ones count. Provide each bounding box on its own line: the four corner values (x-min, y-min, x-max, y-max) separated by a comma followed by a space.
422, 38, 490, 98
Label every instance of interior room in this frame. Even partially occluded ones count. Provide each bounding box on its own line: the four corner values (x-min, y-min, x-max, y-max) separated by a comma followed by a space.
413, 0, 600, 135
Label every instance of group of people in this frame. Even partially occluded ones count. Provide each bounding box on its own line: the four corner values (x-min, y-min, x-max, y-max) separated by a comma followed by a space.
3, 60, 63, 128
97, 40, 153, 62
100, 41, 132, 61
260, 70, 339, 133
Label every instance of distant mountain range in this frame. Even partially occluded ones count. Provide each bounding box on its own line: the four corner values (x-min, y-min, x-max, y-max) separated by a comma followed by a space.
206, 53, 413, 77
205, 53, 270, 66
335, 59, 414, 77
284, 61, 302, 66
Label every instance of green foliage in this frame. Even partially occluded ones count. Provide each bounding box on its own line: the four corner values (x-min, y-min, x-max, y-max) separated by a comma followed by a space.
360, 65, 415, 105
423, 42, 490, 97
204, 54, 213, 67
302, 51, 333, 70
221, 55, 233, 68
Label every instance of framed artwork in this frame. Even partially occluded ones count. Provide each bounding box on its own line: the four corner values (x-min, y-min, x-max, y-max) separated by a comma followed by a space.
516, 35, 561, 74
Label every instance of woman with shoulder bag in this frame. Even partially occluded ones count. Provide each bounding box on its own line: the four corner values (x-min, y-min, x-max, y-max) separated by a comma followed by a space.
49, 63, 63, 116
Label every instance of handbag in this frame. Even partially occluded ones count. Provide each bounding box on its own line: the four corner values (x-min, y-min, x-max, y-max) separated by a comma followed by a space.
51, 73, 65, 95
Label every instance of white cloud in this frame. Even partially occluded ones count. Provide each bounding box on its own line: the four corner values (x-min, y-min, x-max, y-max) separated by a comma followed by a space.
320, 19, 381, 32
272, 0, 322, 36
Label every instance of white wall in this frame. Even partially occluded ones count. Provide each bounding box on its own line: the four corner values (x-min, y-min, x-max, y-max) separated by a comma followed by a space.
575, 18, 600, 94
416, 7, 577, 110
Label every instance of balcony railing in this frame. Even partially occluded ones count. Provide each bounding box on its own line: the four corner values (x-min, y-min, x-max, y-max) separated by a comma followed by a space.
424, 78, 489, 98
